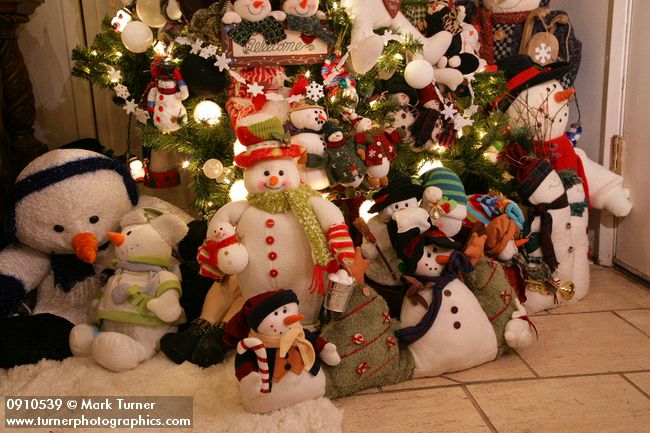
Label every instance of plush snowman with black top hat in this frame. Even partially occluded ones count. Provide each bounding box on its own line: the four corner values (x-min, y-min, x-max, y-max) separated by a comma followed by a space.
224, 289, 340, 413
200, 113, 355, 327
146, 59, 189, 134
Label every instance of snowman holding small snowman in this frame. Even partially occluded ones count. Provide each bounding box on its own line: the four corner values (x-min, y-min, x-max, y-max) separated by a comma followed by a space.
202, 113, 356, 326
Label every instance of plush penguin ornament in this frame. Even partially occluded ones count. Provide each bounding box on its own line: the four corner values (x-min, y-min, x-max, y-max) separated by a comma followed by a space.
224, 289, 340, 413
69, 209, 188, 372
0, 149, 139, 368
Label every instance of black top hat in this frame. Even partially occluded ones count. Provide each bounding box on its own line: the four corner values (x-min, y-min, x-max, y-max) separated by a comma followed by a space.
368, 177, 424, 214
383, 76, 419, 106
495, 55, 572, 111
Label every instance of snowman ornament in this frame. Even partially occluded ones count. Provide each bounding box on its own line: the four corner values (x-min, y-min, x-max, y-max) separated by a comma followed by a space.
203, 113, 356, 325
225, 289, 340, 413
197, 221, 249, 280
354, 117, 402, 188
283, 0, 337, 46
223, 0, 287, 46
146, 60, 189, 134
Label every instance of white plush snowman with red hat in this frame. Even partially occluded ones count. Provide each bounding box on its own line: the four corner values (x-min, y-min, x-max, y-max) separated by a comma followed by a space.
224, 289, 340, 413
201, 113, 355, 326
223, 0, 287, 46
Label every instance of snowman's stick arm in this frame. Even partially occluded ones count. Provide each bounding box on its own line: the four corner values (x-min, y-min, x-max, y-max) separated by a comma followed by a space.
353, 218, 399, 281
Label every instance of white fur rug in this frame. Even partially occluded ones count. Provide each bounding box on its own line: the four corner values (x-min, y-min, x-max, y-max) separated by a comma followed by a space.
1, 353, 343, 433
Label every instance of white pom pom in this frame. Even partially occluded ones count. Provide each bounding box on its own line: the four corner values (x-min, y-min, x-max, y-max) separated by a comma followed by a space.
404, 60, 434, 90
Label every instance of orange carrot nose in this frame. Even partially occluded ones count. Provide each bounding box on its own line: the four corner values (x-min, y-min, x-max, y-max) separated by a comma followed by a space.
283, 314, 304, 325
300, 0, 308, 8
318, 113, 327, 121
107, 231, 126, 247
435, 255, 450, 265
269, 176, 279, 186
215, 231, 224, 239
253, 0, 263, 8
554, 88, 575, 103
514, 238, 529, 247
72, 232, 98, 264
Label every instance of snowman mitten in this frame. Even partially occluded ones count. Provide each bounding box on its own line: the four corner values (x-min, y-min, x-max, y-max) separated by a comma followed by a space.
504, 301, 535, 349
240, 371, 265, 395
191, 321, 228, 367
147, 289, 182, 323
327, 224, 355, 266
318, 342, 341, 366
69, 324, 101, 356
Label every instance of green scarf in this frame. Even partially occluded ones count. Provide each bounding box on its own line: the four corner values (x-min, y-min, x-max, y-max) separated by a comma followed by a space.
247, 184, 333, 268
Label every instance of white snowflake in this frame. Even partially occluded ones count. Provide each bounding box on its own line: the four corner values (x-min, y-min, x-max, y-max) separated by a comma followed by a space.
107, 66, 122, 83
123, 99, 138, 115
135, 107, 150, 124
199, 44, 218, 59
114, 83, 130, 99
381, 29, 403, 46
175, 36, 192, 45
214, 52, 232, 72
463, 104, 479, 118
305, 81, 324, 101
453, 114, 474, 133
534, 42, 553, 65
229, 70, 246, 84
368, 149, 377, 158
387, 144, 393, 153
247, 82, 265, 97
441, 104, 458, 120
190, 38, 204, 55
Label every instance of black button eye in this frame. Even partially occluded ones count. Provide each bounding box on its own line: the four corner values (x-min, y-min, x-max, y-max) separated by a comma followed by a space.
53, 225, 64, 233
274, 311, 279, 316
89, 215, 99, 224
405, 203, 409, 207
546, 87, 551, 92
433, 247, 439, 252
264, 170, 270, 176
126, 231, 132, 236
427, 252, 432, 258
279, 170, 284, 176
394, 204, 399, 209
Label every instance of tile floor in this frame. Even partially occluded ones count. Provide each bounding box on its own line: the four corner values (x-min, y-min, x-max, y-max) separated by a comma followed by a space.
336, 265, 650, 433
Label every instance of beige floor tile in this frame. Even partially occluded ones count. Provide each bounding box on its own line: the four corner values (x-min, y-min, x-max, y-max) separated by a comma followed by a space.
468, 375, 650, 433
337, 387, 492, 433
443, 352, 536, 383
548, 265, 650, 314
617, 310, 650, 336
518, 312, 650, 376
625, 372, 650, 397
380, 376, 456, 391
355, 387, 381, 395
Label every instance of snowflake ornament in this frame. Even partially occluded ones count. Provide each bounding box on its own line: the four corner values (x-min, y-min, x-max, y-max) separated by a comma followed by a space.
534, 42, 553, 65
305, 81, 324, 101
190, 38, 204, 55
123, 99, 138, 115
463, 104, 479, 118
453, 114, 474, 133
247, 82, 265, 97
199, 44, 218, 59
107, 66, 122, 83
214, 52, 232, 72
135, 107, 150, 124
381, 29, 403, 46
114, 83, 130, 99
175, 36, 192, 45
441, 104, 458, 120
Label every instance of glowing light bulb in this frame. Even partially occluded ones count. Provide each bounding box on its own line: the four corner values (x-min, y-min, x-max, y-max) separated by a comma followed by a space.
417, 159, 443, 176
181, 160, 190, 169
233, 139, 246, 155
202, 158, 224, 179
153, 41, 166, 55
358, 200, 375, 222
228, 180, 248, 201
193, 100, 223, 125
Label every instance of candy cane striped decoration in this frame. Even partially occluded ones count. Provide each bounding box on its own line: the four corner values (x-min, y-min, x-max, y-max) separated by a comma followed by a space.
237, 337, 271, 394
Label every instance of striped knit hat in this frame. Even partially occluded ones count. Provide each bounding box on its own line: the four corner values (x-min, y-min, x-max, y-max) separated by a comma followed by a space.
419, 167, 467, 206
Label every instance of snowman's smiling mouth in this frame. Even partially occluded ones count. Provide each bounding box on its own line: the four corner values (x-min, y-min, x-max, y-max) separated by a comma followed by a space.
293, 7, 310, 15
247, 5, 263, 15
265, 183, 282, 190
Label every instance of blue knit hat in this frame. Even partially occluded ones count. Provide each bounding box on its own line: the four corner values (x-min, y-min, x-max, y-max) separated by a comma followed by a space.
419, 167, 467, 206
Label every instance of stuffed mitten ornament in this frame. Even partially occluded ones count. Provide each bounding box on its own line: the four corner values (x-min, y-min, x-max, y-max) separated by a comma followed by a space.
146, 58, 189, 134
224, 289, 340, 413
69, 209, 188, 372
0, 149, 138, 368
206, 113, 354, 326
282, 0, 336, 46
224, 0, 287, 45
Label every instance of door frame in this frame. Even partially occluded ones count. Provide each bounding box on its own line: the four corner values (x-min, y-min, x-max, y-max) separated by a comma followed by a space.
596, 0, 632, 266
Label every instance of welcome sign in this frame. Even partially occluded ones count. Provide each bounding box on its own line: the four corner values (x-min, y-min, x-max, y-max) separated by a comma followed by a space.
222, 25, 332, 66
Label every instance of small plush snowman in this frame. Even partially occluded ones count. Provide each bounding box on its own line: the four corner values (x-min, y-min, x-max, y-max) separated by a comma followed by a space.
354, 118, 402, 188
419, 167, 469, 240
202, 113, 355, 326
224, 289, 340, 413
223, 0, 287, 46
69, 209, 188, 372
283, 0, 336, 46
146, 60, 189, 134
197, 221, 249, 279
316, 122, 366, 188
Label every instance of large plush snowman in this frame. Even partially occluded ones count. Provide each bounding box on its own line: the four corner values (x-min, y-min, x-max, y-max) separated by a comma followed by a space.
395, 229, 531, 378
203, 113, 355, 325
224, 289, 340, 413
69, 209, 188, 372
0, 149, 139, 368
223, 0, 287, 45
146, 61, 189, 134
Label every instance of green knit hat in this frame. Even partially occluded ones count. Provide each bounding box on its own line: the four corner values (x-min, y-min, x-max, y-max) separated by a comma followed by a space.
235, 114, 285, 145
419, 167, 467, 206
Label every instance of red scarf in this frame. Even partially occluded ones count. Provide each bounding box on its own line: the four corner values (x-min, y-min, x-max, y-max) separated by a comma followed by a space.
536, 134, 590, 201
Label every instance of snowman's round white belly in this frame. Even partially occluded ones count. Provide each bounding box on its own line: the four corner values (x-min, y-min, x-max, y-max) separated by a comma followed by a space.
367, 158, 390, 179
240, 369, 326, 413
294, 132, 330, 190
400, 279, 498, 378
236, 207, 322, 323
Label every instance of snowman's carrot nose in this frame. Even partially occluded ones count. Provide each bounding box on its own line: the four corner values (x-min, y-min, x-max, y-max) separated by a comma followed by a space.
72, 232, 98, 263
554, 88, 575, 103
300, 0, 308, 8
318, 113, 327, 121
269, 175, 279, 186
253, 0, 264, 8
284, 314, 304, 325
514, 238, 529, 247
435, 255, 450, 265
107, 231, 126, 247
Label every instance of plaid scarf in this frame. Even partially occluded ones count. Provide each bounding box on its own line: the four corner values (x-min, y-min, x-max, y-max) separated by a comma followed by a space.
570, 199, 589, 217
527, 194, 569, 272
286, 15, 337, 46
228, 16, 287, 46
396, 251, 473, 345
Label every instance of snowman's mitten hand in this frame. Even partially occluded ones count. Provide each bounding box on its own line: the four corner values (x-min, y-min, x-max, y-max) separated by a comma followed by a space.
239, 371, 264, 395
270, 10, 286, 21
504, 202, 526, 229
360, 240, 378, 260
111, 282, 131, 304
423, 186, 443, 206
146, 289, 182, 323
504, 316, 534, 349
327, 224, 355, 266
464, 233, 486, 264
319, 342, 341, 366
222, 11, 242, 24
0, 274, 25, 317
